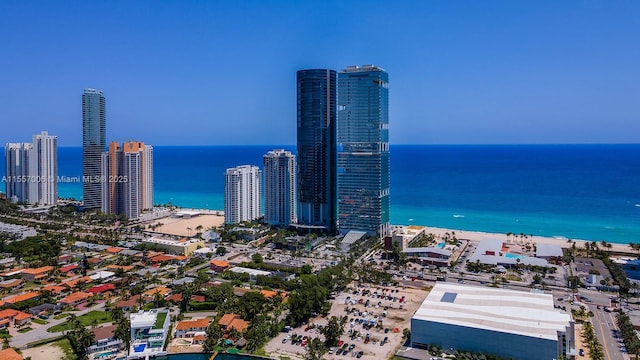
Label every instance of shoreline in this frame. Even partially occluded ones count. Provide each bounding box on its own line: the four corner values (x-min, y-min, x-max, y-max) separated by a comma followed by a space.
417, 225, 636, 255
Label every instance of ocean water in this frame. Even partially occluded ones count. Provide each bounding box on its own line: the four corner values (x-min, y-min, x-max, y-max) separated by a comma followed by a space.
1, 145, 639, 244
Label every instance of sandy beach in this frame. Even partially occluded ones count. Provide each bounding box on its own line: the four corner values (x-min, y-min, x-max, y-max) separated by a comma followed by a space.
421, 226, 635, 254
147, 214, 224, 237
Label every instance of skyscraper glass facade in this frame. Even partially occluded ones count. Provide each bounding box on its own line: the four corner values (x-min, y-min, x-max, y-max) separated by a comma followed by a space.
296, 69, 337, 234
337, 65, 390, 237
82, 88, 106, 209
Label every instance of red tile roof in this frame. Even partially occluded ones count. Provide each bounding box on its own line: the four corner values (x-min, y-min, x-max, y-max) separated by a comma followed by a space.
86, 284, 116, 294
175, 318, 210, 330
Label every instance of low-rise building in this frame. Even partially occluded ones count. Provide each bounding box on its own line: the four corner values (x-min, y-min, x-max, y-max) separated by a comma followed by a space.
60, 291, 92, 307
174, 318, 210, 338
209, 260, 231, 272
88, 324, 124, 355
227, 267, 271, 281
410, 283, 574, 360
3, 291, 40, 305
0, 309, 32, 327
218, 313, 249, 333
142, 237, 205, 256
21, 266, 54, 281
403, 247, 451, 266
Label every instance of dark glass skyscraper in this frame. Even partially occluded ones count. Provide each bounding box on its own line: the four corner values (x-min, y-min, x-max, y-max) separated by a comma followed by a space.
82, 88, 106, 209
296, 69, 337, 234
337, 65, 390, 237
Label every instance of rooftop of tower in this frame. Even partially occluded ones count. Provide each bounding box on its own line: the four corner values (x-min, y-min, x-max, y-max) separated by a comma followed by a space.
341, 64, 385, 73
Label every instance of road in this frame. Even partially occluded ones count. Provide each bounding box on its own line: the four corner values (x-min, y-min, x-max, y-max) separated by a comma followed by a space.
11, 302, 106, 348
589, 304, 629, 360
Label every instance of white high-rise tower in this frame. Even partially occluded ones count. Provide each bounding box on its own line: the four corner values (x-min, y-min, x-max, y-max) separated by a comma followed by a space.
263, 149, 297, 226
224, 165, 261, 224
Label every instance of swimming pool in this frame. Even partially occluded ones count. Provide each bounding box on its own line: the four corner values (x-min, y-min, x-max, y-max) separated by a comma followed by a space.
504, 253, 525, 259
133, 344, 147, 353
436, 242, 445, 249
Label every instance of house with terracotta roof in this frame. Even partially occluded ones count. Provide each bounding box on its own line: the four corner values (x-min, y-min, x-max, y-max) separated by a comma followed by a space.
0, 278, 22, 290
4, 291, 40, 304
218, 313, 249, 333
62, 276, 93, 289
149, 254, 174, 264
209, 260, 231, 272
42, 284, 67, 294
260, 289, 288, 303
21, 266, 54, 281
87, 257, 104, 267
0, 309, 32, 327
166, 293, 183, 303
58, 254, 74, 264
174, 317, 210, 338
107, 264, 135, 273
105, 247, 125, 254
193, 334, 206, 345
0, 348, 23, 360
59, 263, 79, 274
60, 291, 91, 307
143, 286, 171, 298
115, 298, 138, 311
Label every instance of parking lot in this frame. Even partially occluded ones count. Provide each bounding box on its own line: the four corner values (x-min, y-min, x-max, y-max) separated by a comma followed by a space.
264, 282, 428, 359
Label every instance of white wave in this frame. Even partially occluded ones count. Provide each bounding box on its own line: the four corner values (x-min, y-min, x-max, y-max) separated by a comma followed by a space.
453, 214, 464, 218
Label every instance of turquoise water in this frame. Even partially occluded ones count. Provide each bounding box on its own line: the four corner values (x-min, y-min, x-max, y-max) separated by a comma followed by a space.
436, 242, 445, 249
4, 144, 639, 244
504, 253, 525, 259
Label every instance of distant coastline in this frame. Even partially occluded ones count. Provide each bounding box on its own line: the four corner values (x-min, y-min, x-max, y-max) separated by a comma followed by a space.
3, 144, 639, 244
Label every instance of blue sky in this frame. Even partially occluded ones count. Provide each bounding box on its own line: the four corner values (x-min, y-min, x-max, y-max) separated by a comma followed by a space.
1, 1, 638, 146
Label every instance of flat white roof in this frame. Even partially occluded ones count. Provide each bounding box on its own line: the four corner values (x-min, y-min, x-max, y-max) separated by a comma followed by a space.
130, 309, 161, 328
412, 283, 572, 341
228, 267, 272, 276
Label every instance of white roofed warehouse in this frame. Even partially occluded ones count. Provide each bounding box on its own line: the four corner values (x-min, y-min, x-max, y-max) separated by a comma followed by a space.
410, 283, 574, 360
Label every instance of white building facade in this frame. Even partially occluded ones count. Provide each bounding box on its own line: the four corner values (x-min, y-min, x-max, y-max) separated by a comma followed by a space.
263, 149, 297, 226
224, 165, 261, 224
410, 283, 574, 360
4, 131, 57, 205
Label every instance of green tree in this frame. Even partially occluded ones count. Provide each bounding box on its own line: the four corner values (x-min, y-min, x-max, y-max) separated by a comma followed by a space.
216, 246, 227, 256
321, 316, 347, 347
305, 337, 326, 360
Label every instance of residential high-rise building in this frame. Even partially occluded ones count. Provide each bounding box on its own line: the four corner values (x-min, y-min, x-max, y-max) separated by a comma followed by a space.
224, 165, 261, 224
101, 141, 153, 220
29, 131, 58, 205
263, 149, 297, 226
4, 143, 32, 203
296, 69, 337, 234
337, 65, 390, 237
82, 88, 106, 209
4, 131, 57, 205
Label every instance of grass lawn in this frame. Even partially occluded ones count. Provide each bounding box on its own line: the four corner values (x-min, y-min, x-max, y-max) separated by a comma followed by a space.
53, 337, 77, 360
54, 313, 70, 320
18, 327, 33, 333
48, 310, 112, 333
153, 311, 167, 329
32, 318, 48, 325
